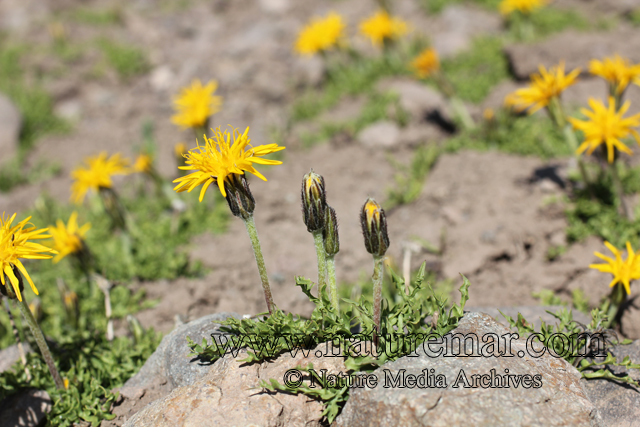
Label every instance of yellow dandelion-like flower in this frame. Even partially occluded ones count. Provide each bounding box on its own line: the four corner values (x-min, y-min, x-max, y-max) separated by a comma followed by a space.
295, 12, 346, 56
133, 153, 153, 173
173, 126, 285, 201
504, 62, 580, 114
359, 10, 408, 47
171, 79, 223, 129
0, 213, 56, 302
411, 47, 440, 79
589, 54, 640, 96
590, 241, 640, 295
48, 212, 91, 264
70, 152, 130, 203
569, 97, 640, 163
499, 0, 548, 15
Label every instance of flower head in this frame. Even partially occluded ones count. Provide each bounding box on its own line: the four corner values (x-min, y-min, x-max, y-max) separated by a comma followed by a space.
589, 55, 640, 96
295, 12, 346, 55
171, 79, 222, 129
173, 126, 285, 201
360, 198, 389, 257
359, 10, 408, 47
48, 212, 91, 264
133, 153, 153, 173
1, 213, 56, 301
590, 241, 640, 295
499, 0, 548, 15
411, 47, 440, 79
504, 62, 580, 114
569, 97, 640, 163
301, 170, 326, 233
70, 153, 130, 203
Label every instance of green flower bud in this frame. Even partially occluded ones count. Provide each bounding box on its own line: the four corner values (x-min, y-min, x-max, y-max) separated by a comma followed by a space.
360, 198, 389, 257
323, 205, 339, 257
223, 174, 255, 220
301, 170, 326, 232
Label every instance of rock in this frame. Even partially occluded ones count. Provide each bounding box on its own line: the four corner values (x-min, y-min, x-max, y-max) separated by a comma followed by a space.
620, 297, 640, 340
121, 312, 240, 393
258, 0, 290, 14
378, 79, 452, 125
465, 306, 592, 332
432, 5, 502, 58
0, 93, 22, 164
398, 124, 446, 147
0, 389, 52, 427
481, 80, 522, 112
335, 312, 600, 427
0, 343, 32, 374
505, 29, 640, 80
124, 344, 346, 427
357, 121, 400, 149
580, 340, 640, 426
149, 65, 174, 91
54, 99, 81, 121
293, 56, 326, 87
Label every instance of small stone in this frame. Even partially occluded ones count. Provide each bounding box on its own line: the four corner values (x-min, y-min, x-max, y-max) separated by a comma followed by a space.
292, 56, 326, 88
378, 79, 452, 124
258, 0, 290, 14
0, 389, 52, 427
539, 180, 558, 194
0, 93, 21, 164
54, 99, 81, 121
149, 66, 174, 91
441, 206, 463, 225
357, 121, 400, 149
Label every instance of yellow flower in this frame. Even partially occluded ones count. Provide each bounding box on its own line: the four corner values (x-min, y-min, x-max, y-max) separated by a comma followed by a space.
171, 79, 222, 129
569, 97, 640, 163
174, 142, 187, 157
499, 0, 548, 15
590, 241, 640, 295
295, 12, 346, 55
173, 126, 285, 201
0, 213, 56, 302
504, 62, 580, 114
589, 54, 640, 95
411, 48, 440, 78
48, 212, 91, 264
359, 10, 408, 47
70, 153, 130, 203
133, 153, 153, 173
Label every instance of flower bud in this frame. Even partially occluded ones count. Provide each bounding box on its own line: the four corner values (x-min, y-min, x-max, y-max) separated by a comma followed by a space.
323, 205, 339, 257
360, 198, 390, 257
224, 173, 255, 220
301, 170, 326, 232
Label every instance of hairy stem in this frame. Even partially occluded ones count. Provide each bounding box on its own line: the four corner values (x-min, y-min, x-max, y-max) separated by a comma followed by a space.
372, 255, 385, 349
242, 215, 275, 315
312, 230, 328, 292
326, 256, 339, 313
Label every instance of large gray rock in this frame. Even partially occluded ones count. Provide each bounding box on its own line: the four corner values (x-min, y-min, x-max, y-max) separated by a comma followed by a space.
121, 312, 240, 395
335, 312, 600, 427
432, 5, 502, 58
0, 93, 21, 165
580, 340, 640, 426
378, 79, 452, 124
0, 343, 31, 374
0, 389, 52, 427
357, 121, 401, 149
505, 29, 640, 80
124, 344, 346, 427
466, 305, 592, 332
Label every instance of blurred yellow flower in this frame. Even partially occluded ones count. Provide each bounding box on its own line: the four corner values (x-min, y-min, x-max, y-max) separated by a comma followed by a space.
569, 97, 640, 163
173, 126, 285, 201
0, 213, 56, 302
48, 212, 91, 264
171, 79, 222, 129
500, 0, 548, 15
589, 54, 640, 95
133, 153, 153, 173
411, 47, 440, 78
70, 153, 130, 203
295, 12, 346, 55
174, 142, 188, 157
504, 62, 580, 114
590, 241, 640, 295
359, 10, 408, 47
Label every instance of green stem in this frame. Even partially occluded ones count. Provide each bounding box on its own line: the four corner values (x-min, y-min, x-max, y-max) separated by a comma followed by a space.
610, 159, 633, 220
312, 230, 328, 291
562, 124, 595, 199
242, 215, 275, 315
17, 297, 64, 389
326, 256, 339, 313
605, 283, 626, 328
372, 255, 385, 349
450, 97, 475, 131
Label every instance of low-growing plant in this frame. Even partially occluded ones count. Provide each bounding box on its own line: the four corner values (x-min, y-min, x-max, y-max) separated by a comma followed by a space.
96, 38, 150, 80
